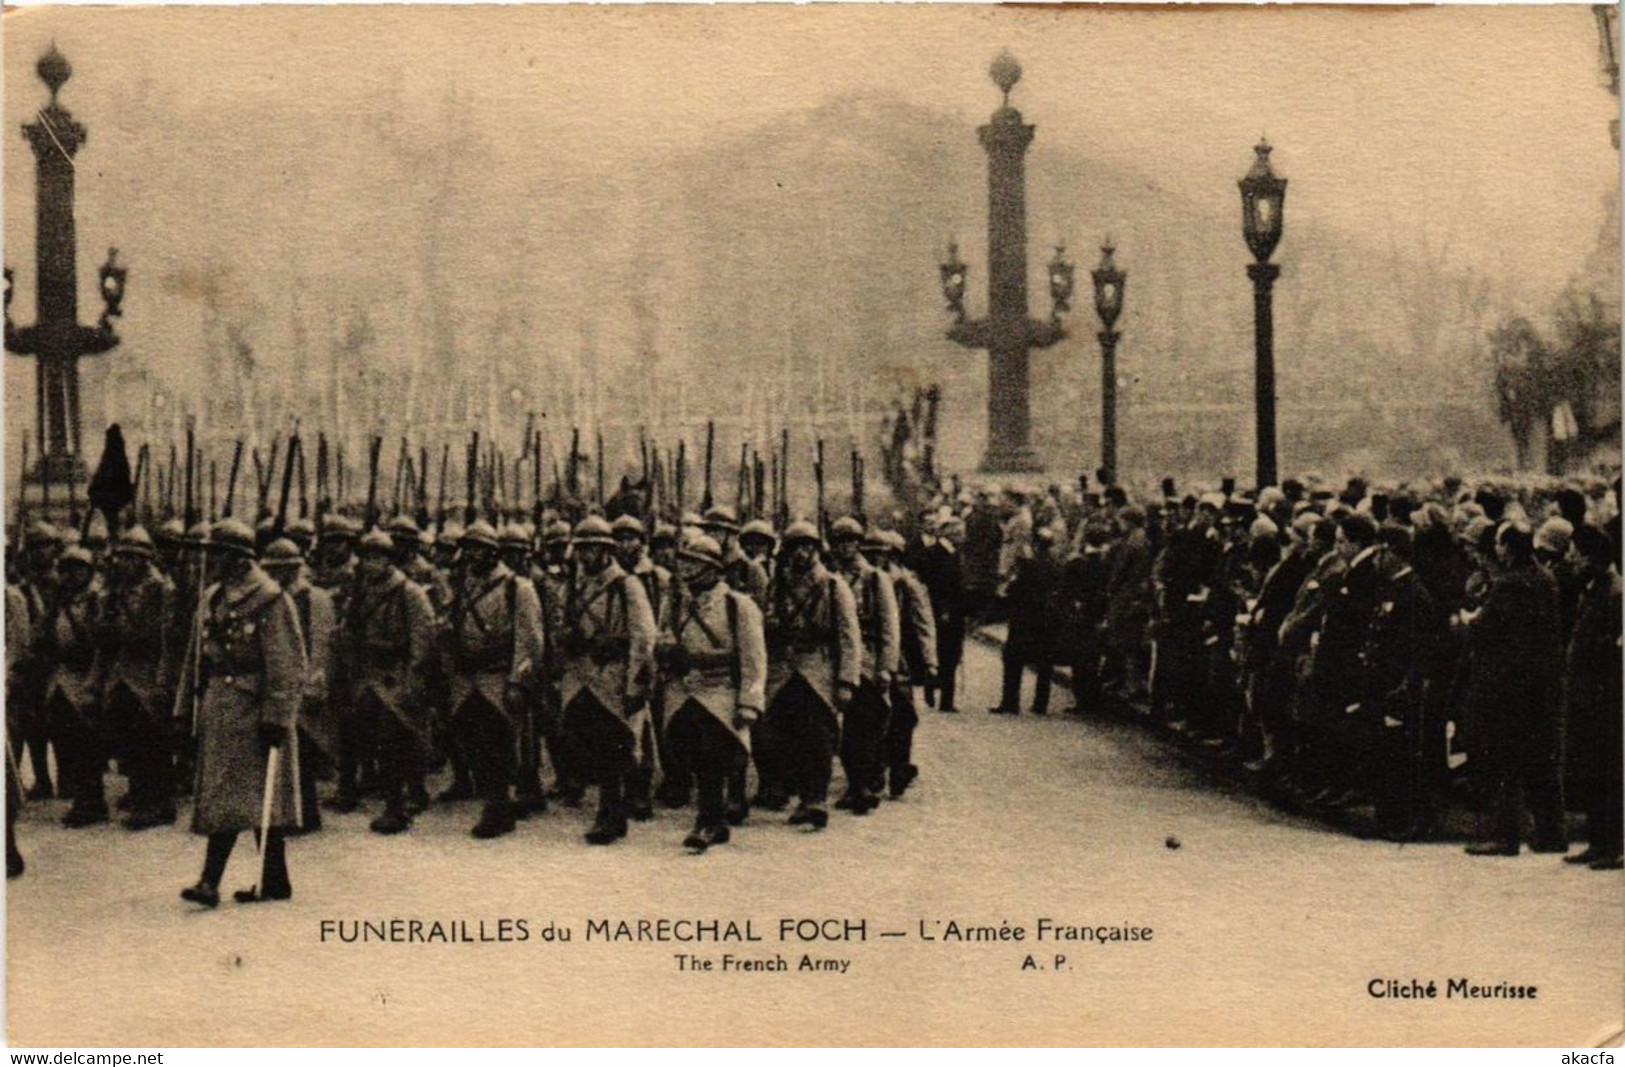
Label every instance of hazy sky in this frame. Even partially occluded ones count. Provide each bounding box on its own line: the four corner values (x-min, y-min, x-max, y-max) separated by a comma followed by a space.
3, 4, 1617, 362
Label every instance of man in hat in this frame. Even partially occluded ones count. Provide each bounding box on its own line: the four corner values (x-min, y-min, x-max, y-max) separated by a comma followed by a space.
660, 534, 767, 852
496, 523, 548, 817
313, 514, 370, 810
612, 514, 670, 821
442, 521, 546, 839
555, 516, 657, 844
870, 529, 935, 798
260, 537, 336, 834
43, 546, 108, 827
1104, 505, 1153, 703
97, 527, 178, 829
177, 519, 306, 907
737, 520, 778, 589
1561, 525, 1623, 870
759, 520, 861, 829
990, 524, 1062, 717
343, 530, 437, 834
915, 514, 966, 713
702, 505, 770, 610
827, 517, 898, 813
531, 518, 581, 807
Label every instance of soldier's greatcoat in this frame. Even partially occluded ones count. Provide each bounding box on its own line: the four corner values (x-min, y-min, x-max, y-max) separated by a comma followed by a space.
99, 566, 176, 720
663, 581, 767, 750
348, 568, 436, 749
177, 567, 305, 834
44, 581, 104, 727
284, 573, 339, 758
445, 562, 547, 727
765, 563, 861, 715
836, 558, 900, 683
559, 561, 657, 763
885, 563, 937, 685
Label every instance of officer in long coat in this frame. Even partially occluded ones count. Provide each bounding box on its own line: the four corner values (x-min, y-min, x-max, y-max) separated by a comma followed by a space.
759, 520, 861, 830
613, 514, 671, 820
443, 521, 547, 839
1561, 526, 1623, 870
177, 519, 306, 907
916, 515, 967, 713
347, 530, 436, 834
557, 516, 657, 845
43, 547, 107, 827
97, 527, 177, 829
870, 529, 936, 798
261, 537, 337, 834
829, 517, 899, 814
660, 534, 767, 853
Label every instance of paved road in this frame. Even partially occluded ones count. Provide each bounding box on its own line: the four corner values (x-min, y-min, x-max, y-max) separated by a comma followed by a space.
8, 642, 1621, 1046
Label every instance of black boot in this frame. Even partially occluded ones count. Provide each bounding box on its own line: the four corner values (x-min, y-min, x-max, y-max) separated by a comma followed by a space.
725, 799, 750, 826
470, 800, 517, 839
405, 780, 431, 817
180, 881, 220, 908
655, 777, 691, 809
752, 787, 789, 811
61, 804, 109, 828
584, 806, 629, 845
787, 802, 828, 830
683, 819, 730, 854
233, 884, 293, 904
6, 847, 23, 879
889, 764, 918, 799
626, 769, 655, 822
369, 803, 412, 835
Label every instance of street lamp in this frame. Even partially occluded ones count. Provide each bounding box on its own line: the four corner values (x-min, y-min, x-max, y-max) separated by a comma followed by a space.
1048, 244, 1075, 322
939, 241, 968, 323
1238, 138, 1286, 488
1091, 240, 1125, 482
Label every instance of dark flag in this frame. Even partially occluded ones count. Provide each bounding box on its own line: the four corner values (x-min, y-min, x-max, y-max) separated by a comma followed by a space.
87, 424, 135, 533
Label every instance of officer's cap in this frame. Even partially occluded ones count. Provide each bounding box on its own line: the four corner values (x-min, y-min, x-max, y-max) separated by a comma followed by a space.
572, 516, 614, 547
611, 515, 647, 541
210, 518, 257, 558
678, 534, 724, 569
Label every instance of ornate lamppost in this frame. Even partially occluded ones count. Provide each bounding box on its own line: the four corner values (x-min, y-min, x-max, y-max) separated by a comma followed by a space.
1090, 240, 1125, 483
1238, 139, 1286, 489
939, 52, 1070, 473
5, 45, 127, 486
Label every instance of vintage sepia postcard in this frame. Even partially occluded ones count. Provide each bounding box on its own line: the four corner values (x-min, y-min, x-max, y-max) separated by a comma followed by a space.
3, 2, 1621, 1049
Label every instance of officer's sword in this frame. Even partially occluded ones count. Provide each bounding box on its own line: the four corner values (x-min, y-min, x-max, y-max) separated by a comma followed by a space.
253, 745, 281, 899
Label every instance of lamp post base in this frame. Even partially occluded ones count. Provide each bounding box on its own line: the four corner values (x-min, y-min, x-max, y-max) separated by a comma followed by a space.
978, 442, 1045, 474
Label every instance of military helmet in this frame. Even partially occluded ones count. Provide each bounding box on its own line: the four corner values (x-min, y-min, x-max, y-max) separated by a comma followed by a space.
82, 513, 109, 549
287, 517, 318, 541
829, 516, 865, 543
26, 520, 61, 545
58, 545, 95, 570
739, 519, 777, 546
385, 514, 421, 540
320, 513, 360, 542
679, 511, 705, 530
701, 505, 739, 533
499, 523, 531, 548
210, 518, 257, 558
610, 514, 647, 541
157, 518, 186, 546
650, 522, 679, 546
185, 521, 213, 546
543, 520, 572, 544
572, 515, 614, 547
262, 537, 304, 566
358, 529, 395, 557
439, 520, 466, 545
881, 530, 907, 553
114, 525, 157, 558
460, 520, 500, 550
781, 519, 822, 546
678, 533, 725, 569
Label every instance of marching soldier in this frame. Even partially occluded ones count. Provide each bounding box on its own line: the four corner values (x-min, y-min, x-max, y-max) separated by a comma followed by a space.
97, 526, 178, 830
532, 518, 581, 807
828, 517, 899, 813
12, 523, 58, 800
557, 516, 657, 845
659, 534, 767, 852
499, 523, 549, 816
8, 550, 34, 876
43, 546, 108, 828
177, 519, 306, 907
870, 529, 936, 798
314, 514, 371, 811
758, 520, 861, 829
738, 519, 778, 581
612, 514, 670, 820
443, 521, 546, 839
346, 530, 437, 834
260, 537, 337, 834
702, 505, 770, 609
